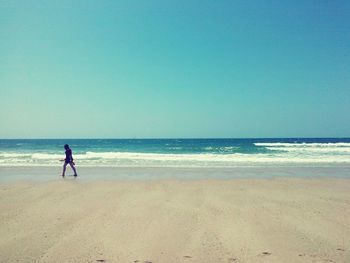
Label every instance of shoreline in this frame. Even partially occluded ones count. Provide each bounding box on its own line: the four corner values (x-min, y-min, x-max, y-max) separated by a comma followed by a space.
1, 165, 350, 183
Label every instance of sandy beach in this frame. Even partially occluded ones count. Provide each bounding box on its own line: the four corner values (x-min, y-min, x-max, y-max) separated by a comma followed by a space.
2, 0, 350, 261
0, 176, 349, 263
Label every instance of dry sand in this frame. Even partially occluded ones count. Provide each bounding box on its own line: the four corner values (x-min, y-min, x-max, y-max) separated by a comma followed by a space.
0, 178, 349, 262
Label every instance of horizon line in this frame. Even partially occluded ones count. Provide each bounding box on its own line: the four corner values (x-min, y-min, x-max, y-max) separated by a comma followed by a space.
1, 137, 350, 140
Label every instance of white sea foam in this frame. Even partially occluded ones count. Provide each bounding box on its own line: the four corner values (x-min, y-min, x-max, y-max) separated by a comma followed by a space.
1, 150, 350, 167
31, 153, 62, 159
0, 153, 32, 158
265, 147, 350, 153
255, 142, 350, 147
167, 147, 183, 150
255, 142, 350, 156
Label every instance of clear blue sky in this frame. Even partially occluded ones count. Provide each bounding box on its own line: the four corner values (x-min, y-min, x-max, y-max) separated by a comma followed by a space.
1, 1, 349, 138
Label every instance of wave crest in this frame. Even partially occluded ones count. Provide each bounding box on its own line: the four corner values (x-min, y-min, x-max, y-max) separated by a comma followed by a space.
1, 150, 350, 167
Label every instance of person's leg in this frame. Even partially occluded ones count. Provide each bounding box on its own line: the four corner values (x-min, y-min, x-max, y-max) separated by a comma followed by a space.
69, 162, 78, 176
62, 162, 68, 177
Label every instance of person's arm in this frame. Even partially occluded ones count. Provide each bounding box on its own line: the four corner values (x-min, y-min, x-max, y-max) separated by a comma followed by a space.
62, 150, 69, 162
70, 150, 73, 161
70, 150, 75, 165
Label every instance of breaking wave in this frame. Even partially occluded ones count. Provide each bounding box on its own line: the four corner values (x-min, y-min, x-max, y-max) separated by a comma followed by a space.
1, 149, 350, 167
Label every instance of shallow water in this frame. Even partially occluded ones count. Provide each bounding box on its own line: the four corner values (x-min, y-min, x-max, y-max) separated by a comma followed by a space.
1, 166, 350, 183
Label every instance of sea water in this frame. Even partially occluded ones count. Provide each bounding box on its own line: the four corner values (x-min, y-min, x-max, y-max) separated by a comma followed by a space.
1, 138, 350, 168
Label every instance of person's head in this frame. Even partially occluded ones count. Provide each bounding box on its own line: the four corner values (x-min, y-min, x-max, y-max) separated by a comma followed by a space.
64, 144, 69, 150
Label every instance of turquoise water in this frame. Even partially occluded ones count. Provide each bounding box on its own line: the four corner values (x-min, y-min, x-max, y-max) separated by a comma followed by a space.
1, 138, 350, 167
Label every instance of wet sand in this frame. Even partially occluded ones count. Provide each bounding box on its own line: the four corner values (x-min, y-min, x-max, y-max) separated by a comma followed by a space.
0, 177, 349, 262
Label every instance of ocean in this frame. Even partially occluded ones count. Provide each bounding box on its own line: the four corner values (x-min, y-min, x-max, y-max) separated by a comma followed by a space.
1, 138, 350, 168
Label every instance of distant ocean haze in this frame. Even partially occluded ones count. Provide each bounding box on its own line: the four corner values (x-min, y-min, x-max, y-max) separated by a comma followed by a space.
0, 139, 350, 167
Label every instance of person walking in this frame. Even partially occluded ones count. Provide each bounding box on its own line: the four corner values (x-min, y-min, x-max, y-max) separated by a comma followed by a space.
61, 144, 78, 177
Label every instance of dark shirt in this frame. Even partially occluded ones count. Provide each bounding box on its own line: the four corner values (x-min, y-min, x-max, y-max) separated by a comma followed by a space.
65, 149, 73, 163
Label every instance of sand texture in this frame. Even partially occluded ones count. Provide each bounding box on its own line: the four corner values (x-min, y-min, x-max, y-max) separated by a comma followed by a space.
0, 178, 349, 262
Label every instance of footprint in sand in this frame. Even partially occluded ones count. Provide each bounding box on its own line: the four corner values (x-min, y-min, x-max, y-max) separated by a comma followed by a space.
183, 256, 192, 258
298, 254, 335, 262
